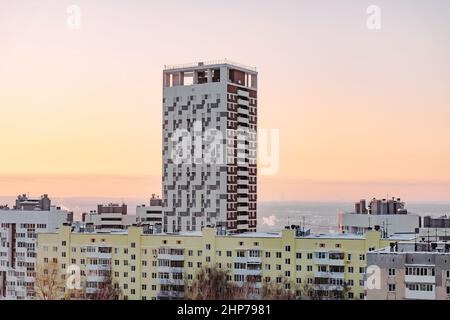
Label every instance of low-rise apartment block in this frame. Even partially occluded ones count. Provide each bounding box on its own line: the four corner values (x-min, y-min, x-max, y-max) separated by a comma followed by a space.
37, 225, 412, 300
0, 194, 73, 299
367, 242, 450, 300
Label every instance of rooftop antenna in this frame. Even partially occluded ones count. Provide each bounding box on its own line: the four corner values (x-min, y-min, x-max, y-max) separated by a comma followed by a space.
385, 219, 392, 238
302, 216, 306, 234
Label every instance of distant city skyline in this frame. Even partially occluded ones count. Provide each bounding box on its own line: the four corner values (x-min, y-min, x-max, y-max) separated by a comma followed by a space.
1, 0, 450, 201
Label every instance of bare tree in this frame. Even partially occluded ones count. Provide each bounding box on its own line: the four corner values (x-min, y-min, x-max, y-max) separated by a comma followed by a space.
261, 277, 300, 300
186, 266, 256, 300
35, 262, 65, 300
87, 273, 121, 300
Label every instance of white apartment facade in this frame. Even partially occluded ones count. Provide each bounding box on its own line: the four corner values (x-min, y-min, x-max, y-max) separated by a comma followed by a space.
136, 194, 163, 233
0, 195, 72, 299
162, 60, 258, 233
83, 203, 136, 232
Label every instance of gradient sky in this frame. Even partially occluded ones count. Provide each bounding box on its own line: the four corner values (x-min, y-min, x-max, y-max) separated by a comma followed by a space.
1, 0, 450, 201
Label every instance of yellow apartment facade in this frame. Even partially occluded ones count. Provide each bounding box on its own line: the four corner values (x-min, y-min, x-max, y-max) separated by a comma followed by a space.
36, 226, 413, 300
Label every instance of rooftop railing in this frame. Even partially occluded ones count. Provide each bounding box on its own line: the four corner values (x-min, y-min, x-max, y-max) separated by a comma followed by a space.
164, 59, 257, 72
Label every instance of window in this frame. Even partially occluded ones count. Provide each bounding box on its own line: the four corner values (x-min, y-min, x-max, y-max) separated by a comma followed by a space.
359, 254, 365, 261
266, 252, 271, 258
285, 246, 291, 252
307, 265, 312, 272
206, 244, 211, 250
285, 271, 290, 277
276, 252, 281, 259
348, 292, 354, 299
276, 265, 281, 271
296, 253, 301, 259
227, 251, 232, 257
388, 268, 396, 276
347, 254, 352, 261
359, 267, 366, 274
307, 253, 313, 259
285, 259, 290, 265
348, 267, 354, 273
348, 280, 354, 286
359, 293, 365, 300
296, 265, 301, 271
389, 284, 396, 292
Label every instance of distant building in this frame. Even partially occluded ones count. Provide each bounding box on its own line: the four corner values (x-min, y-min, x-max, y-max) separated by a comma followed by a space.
14, 194, 51, 211
83, 203, 136, 232
339, 197, 421, 236
416, 215, 450, 242
0, 194, 73, 300
367, 241, 450, 300
136, 194, 163, 234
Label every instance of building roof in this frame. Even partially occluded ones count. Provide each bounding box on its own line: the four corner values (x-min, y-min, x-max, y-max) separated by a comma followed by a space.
163, 59, 257, 72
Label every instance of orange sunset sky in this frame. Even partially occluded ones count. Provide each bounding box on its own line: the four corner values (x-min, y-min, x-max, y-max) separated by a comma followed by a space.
1, 0, 450, 202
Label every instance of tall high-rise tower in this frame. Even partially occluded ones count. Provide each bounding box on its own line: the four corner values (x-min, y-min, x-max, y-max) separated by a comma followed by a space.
162, 60, 257, 233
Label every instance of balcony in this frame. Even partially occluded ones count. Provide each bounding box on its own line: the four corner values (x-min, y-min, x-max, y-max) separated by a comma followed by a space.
314, 258, 330, 265
158, 253, 185, 261
233, 256, 248, 264
405, 275, 436, 284
314, 284, 344, 291
328, 259, 345, 266
85, 275, 107, 282
159, 278, 184, 286
158, 291, 185, 299
86, 264, 111, 271
85, 245, 112, 259
234, 268, 261, 276
315, 271, 345, 279
85, 287, 98, 295
157, 266, 184, 274
405, 288, 436, 300
247, 256, 262, 264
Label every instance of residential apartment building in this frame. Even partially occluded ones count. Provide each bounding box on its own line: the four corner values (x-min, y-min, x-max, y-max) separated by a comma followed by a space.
339, 197, 421, 236
162, 60, 258, 233
83, 203, 136, 232
136, 194, 163, 234
36, 225, 412, 300
367, 242, 450, 300
0, 194, 73, 299
415, 215, 450, 242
